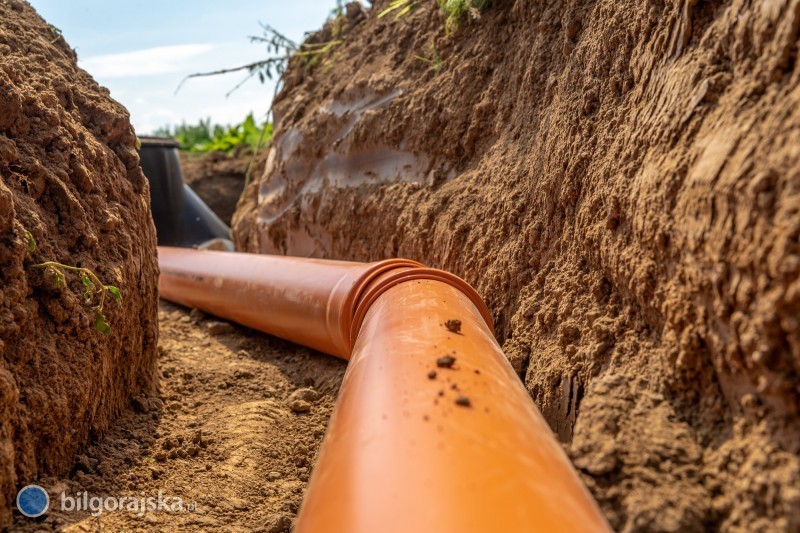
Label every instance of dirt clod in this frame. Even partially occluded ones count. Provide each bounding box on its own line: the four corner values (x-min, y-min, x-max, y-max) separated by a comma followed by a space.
455, 396, 472, 408
427, 370, 437, 380
444, 319, 462, 334
289, 399, 312, 413
436, 355, 457, 369
206, 320, 235, 336
289, 387, 321, 403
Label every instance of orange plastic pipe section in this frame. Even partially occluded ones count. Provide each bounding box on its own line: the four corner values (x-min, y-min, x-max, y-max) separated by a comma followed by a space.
157, 246, 422, 358
157, 247, 610, 532
295, 279, 609, 533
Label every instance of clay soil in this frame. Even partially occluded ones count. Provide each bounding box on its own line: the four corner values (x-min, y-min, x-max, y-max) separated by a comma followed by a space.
11, 302, 344, 531
0, 1, 158, 526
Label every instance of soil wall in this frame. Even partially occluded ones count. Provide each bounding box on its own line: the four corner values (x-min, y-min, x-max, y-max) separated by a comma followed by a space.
0, 1, 159, 526
234, 1, 800, 530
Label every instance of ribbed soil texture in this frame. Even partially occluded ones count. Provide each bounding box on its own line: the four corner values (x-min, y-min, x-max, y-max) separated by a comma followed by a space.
234, 1, 800, 530
0, 1, 159, 526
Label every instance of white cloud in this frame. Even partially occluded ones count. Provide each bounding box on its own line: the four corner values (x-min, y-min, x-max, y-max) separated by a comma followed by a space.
79, 44, 216, 78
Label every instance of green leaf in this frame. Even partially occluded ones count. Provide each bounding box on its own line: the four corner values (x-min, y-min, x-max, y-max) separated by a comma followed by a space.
396, 3, 414, 18
25, 230, 36, 253
80, 272, 92, 288
106, 286, 122, 303
47, 267, 65, 288
94, 311, 111, 335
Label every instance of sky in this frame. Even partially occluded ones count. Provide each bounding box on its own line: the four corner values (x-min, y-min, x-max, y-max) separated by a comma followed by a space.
27, 0, 337, 134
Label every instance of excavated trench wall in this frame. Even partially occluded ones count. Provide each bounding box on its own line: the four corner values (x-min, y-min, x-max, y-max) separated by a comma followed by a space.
0, 1, 159, 526
235, 1, 800, 530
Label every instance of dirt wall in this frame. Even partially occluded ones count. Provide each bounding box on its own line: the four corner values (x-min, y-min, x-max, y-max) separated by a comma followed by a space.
0, 1, 159, 526
234, 1, 800, 530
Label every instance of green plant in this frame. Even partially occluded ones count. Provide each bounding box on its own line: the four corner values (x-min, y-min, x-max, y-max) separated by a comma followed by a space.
175, 24, 341, 97
415, 42, 444, 72
437, 0, 491, 33
47, 24, 63, 44
26, 232, 122, 335
379, 0, 416, 19
154, 113, 273, 153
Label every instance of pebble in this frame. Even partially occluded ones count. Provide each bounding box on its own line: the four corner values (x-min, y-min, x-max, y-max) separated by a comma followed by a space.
455, 395, 472, 408
436, 355, 456, 368
289, 399, 312, 413
288, 387, 319, 403
206, 321, 234, 335
444, 319, 462, 333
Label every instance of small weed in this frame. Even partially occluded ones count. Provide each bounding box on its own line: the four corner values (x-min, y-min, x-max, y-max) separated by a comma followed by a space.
415, 42, 444, 72
26, 233, 122, 335
379, 0, 416, 19
47, 24, 63, 44
24, 230, 35, 253
175, 23, 340, 98
437, 0, 491, 33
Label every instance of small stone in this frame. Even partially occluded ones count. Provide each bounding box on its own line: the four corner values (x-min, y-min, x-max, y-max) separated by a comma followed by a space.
427, 370, 437, 380
150, 467, 162, 480
288, 388, 320, 403
444, 319, 462, 334
436, 355, 456, 369
455, 395, 472, 408
154, 451, 167, 462
187, 445, 200, 457
191, 430, 203, 445
206, 321, 234, 335
167, 449, 179, 460
149, 397, 165, 411
268, 471, 282, 481
289, 399, 312, 413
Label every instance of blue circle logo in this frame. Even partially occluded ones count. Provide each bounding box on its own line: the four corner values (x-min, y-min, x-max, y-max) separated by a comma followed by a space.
16, 485, 49, 518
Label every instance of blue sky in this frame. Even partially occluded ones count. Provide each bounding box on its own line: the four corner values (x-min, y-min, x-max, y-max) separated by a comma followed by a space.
28, 0, 338, 133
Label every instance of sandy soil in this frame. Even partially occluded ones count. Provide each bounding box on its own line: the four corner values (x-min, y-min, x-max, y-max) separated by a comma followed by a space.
11, 301, 345, 531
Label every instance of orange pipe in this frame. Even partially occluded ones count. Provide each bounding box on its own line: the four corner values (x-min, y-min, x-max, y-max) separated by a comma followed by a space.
157, 247, 610, 532
157, 246, 423, 357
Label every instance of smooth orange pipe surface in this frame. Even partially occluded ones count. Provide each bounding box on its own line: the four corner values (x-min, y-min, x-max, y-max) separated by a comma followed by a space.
157, 246, 423, 358
157, 247, 610, 532
295, 279, 609, 533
